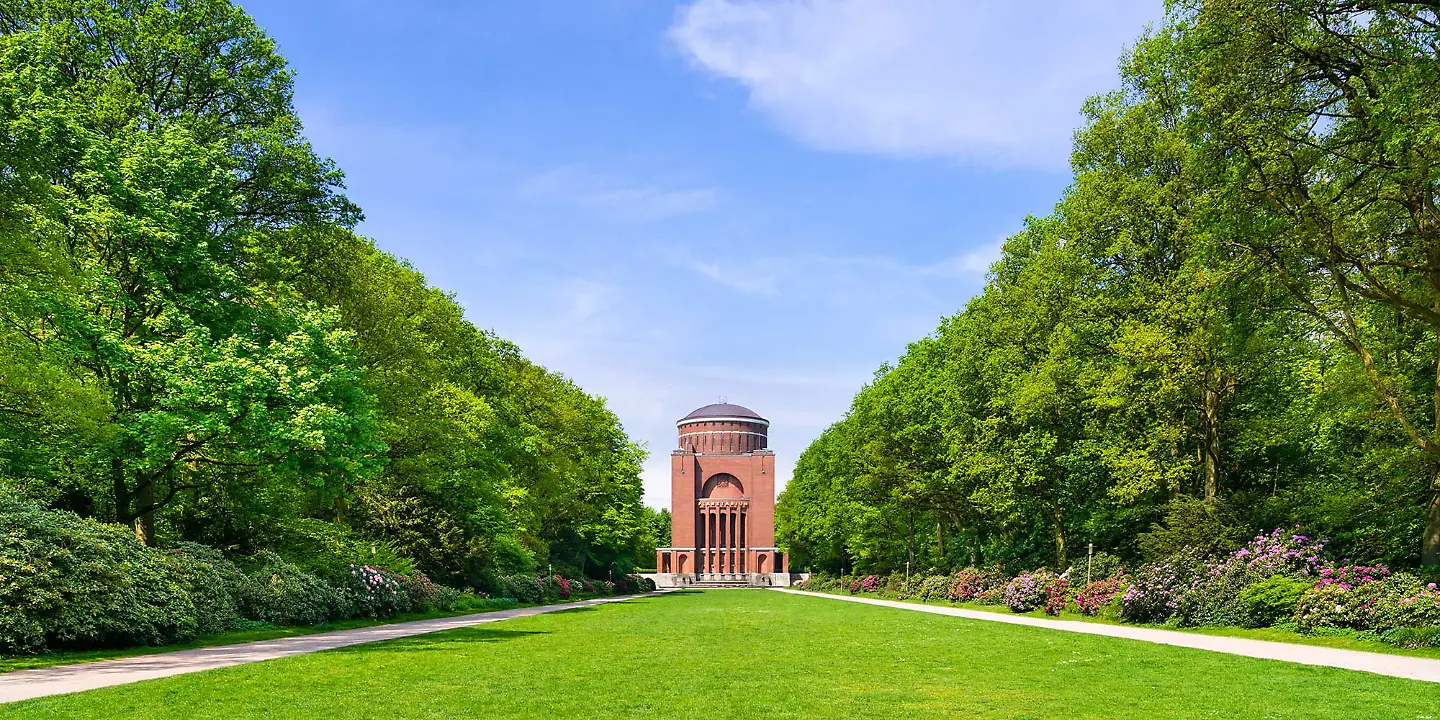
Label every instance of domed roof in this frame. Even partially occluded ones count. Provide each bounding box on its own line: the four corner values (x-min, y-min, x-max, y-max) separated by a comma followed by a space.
679, 402, 767, 424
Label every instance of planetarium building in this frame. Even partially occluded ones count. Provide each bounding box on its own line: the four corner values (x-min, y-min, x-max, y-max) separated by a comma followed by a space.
654, 403, 796, 588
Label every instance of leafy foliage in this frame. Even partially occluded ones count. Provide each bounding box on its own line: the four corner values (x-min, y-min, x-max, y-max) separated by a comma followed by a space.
0, 0, 654, 605
780, 0, 1440, 577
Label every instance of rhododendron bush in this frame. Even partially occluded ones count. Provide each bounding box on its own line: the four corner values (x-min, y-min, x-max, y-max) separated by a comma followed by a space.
793, 526, 1440, 648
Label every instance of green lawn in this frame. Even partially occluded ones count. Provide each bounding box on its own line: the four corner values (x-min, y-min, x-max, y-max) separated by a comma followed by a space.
3, 590, 1438, 719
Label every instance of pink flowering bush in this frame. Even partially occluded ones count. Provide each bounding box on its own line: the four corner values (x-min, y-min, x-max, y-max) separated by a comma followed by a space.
855, 575, 880, 593
948, 566, 1007, 603
337, 563, 409, 618
1043, 576, 1070, 616
1315, 564, 1390, 591
1074, 571, 1130, 616
1296, 574, 1440, 633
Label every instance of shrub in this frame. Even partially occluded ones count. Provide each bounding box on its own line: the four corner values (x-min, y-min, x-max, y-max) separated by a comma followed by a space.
332, 564, 410, 618
432, 583, 463, 611
1315, 564, 1390, 591
1004, 570, 1058, 613
498, 574, 543, 603
1043, 576, 1070, 616
948, 566, 1007, 603
883, 575, 904, 596
166, 542, 249, 635
1067, 553, 1124, 585
1120, 550, 1207, 624
400, 571, 440, 610
1296, 574, 1440, 633
1236, 575, 1310, 628
0, 491, 202, 652
1075, 572, 1129, 616
918, 574, 950, 601
240, 551, 341, 625
1383, 626, 1440, 649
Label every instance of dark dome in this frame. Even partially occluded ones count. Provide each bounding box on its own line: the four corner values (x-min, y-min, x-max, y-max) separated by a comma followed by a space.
680, 402, 766, 423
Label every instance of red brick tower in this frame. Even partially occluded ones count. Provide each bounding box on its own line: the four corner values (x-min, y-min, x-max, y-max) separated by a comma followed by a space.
656, 403, 786, 582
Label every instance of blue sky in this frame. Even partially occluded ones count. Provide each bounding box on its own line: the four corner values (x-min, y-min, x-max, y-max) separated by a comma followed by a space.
237, 0, 1162, 508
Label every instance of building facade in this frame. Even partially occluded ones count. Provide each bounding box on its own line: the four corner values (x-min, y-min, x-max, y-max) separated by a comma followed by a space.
654, 403, 791, 587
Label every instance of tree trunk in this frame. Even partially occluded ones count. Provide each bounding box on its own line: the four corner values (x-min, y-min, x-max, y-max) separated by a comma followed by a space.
1427, 326, 1440, 566
906, 510, 915, 568
936, 518, 945, 559
133, 478, 154, 546
1424, 464, 1440, 567
1202, 368, 1222, 501
1049, 507, 1066, 569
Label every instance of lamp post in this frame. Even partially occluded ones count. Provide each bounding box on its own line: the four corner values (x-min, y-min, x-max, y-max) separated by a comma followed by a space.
1086, 543, 1094, 586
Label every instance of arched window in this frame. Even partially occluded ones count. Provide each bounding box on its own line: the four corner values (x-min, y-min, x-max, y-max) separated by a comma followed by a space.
701, 473, 744, 498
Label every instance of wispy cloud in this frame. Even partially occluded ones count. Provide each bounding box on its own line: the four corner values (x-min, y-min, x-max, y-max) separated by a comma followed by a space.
518, 164, 720, 220
670, 0, 1160, 167
674, 244, 1003, 297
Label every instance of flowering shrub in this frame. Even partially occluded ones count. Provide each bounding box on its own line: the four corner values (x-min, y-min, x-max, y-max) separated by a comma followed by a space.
948, 566, 1007, 603
1315, 564, 1390, 591
400, 571, 439, 610
1004, 570, 1058, 613
851, 575, 880, 594
337, 564, 409, 618
1295, 573, 1439, 633
1231, 528, 1328, 577
1074, 572, 1129, 616
1043, 576, 1070, 616
1120, 550, 1207, 623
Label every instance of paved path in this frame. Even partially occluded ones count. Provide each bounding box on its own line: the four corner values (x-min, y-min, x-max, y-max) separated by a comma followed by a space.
0, 594, 645, 704
776, 588, 1440, 683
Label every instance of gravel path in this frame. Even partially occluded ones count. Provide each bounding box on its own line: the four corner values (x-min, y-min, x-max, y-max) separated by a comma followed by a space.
0, 594, 645, 704
776, 588, 1440, 683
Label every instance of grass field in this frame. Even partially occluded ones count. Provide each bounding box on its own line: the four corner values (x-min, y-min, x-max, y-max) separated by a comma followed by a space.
3, 590, 1438, 719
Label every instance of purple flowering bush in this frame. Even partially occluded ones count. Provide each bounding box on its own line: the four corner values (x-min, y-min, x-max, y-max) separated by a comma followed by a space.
1004, 569, 1058, 613
1294, 572, 1439, 633
1120, 549, 1208, 623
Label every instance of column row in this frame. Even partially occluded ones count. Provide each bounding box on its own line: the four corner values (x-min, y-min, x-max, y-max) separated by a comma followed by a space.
698, 506, 748, 573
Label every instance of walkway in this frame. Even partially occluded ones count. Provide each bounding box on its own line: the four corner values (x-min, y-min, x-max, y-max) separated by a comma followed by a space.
776, 589, 1440, 683
0, 594, 644, 704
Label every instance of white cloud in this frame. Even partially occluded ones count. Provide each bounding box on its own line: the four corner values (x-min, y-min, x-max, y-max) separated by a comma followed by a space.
674, 244, 1002, 298
518, 165, 719, 220
670, 0, 1161, 167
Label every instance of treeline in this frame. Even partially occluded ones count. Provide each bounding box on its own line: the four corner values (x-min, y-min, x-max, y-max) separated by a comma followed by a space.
778, 0, 1440, 573
0, 0, 658, 589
